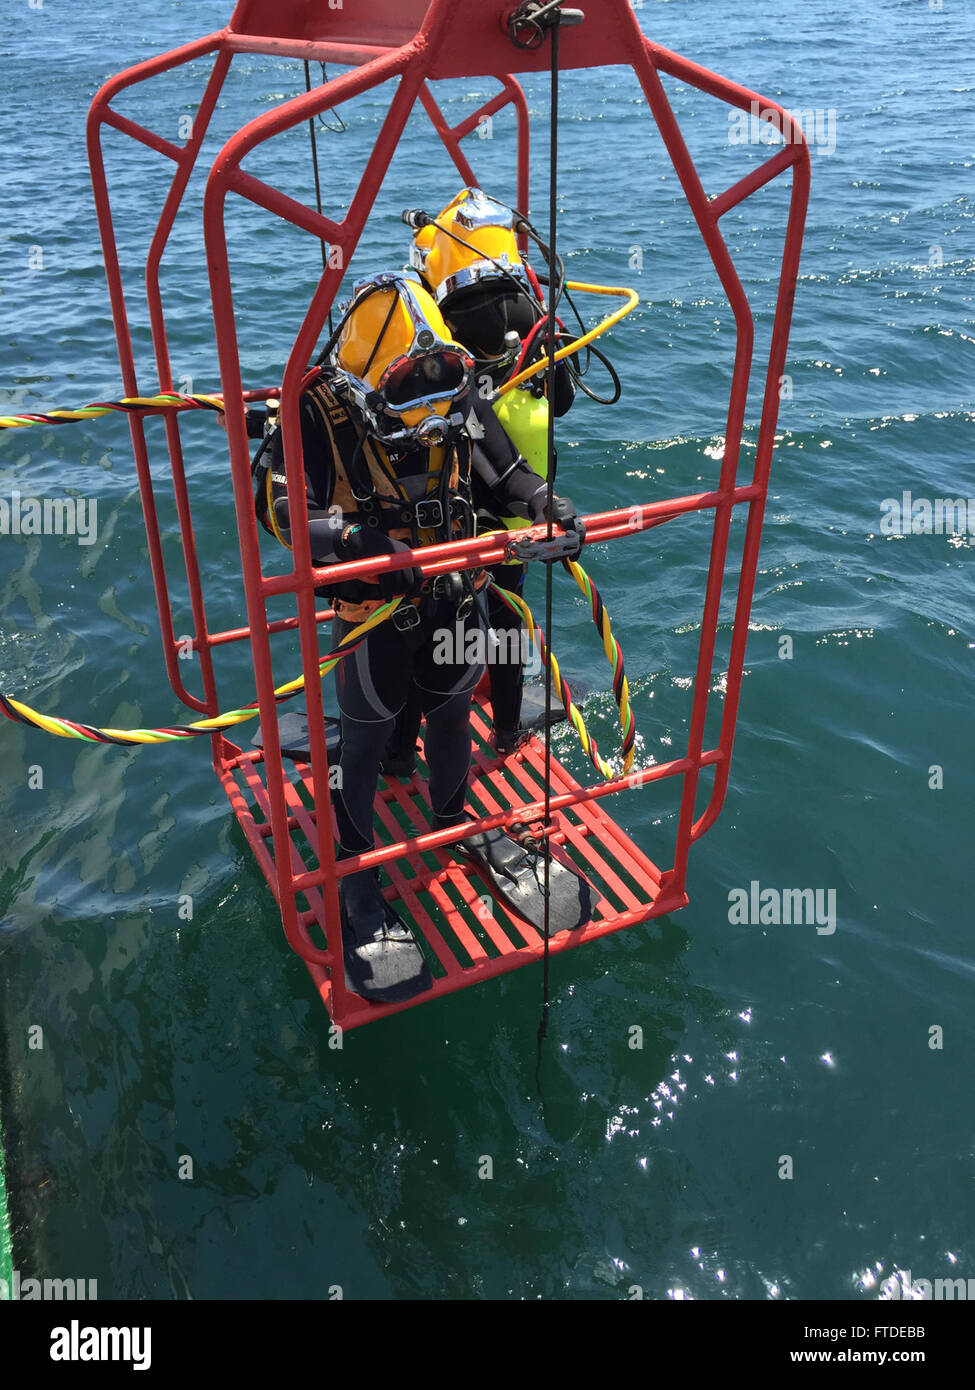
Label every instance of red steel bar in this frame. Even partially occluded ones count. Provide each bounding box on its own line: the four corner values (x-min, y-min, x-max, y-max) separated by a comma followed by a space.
189, 607, 335, 652
694, 150, 811, 839
205, 45, 422, 1012
258, 489, 765, 597
100, 110, 183, 163
144, 50, 235, 723
419, 83, 480, 188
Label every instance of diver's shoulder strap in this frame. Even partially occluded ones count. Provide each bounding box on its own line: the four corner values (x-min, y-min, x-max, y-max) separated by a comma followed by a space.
305, 370, 396, 508
304, 372, 360, 463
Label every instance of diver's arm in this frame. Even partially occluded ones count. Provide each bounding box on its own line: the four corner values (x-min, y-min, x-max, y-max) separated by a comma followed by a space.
477, 450, 547, 522
245, 408, 266, 440
268, 396, 346, 563
471, 434, 582, 531
466, 391, 537, 518
466, 392, 580, 527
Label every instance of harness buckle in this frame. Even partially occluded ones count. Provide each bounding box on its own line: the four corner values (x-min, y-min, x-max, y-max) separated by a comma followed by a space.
432, 569, 474, 620
392, 602, 422, 632
414, 497, 445, 530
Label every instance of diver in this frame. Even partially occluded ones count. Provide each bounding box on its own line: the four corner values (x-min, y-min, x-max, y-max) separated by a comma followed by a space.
383, 187, 582, 770
252, 272, 591, 1004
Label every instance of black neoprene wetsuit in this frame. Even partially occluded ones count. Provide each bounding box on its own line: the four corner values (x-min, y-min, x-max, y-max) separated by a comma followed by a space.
260, 386, 551, 855
383, 367, 577, 755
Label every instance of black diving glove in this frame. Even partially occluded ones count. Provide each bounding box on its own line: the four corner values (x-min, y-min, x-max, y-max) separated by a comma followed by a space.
337, 526, 423, 601
530, 492, 586, 544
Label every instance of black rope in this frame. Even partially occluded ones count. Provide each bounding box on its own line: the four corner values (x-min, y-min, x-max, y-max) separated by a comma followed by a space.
361, 292, 400, 377
317, 63, 346, 134
304, 60, 335, 335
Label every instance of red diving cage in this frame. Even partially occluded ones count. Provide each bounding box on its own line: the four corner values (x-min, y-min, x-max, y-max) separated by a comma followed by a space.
87, 0, 810, 1029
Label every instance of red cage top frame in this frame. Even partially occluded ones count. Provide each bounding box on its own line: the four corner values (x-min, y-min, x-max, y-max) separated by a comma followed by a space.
87, 0, 810, 1027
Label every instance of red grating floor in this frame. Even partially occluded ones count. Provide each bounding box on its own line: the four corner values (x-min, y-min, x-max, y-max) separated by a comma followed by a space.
217, 695, 682, 1030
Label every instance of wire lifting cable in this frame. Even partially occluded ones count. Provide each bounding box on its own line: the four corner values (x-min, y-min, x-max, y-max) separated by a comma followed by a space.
304, 60, 328, 283
303, 59, 340, 335
537, 12, 562, 1049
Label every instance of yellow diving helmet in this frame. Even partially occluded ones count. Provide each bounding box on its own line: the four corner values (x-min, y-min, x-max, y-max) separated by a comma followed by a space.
410, 188, 529, 306
331, 273, 475, 448
409, 189, 541, 378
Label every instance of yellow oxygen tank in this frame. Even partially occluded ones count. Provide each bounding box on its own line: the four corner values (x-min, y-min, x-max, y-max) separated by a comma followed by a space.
492, 387, 550, 530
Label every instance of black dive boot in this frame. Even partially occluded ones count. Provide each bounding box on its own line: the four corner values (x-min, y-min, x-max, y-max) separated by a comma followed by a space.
491, 725, 529, 755
338, 869, 432, 1003
447, 820, 593, 933
379, 747, 417, 778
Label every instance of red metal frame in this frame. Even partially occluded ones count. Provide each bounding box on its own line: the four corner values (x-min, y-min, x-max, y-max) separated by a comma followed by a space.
86, 0, 809, 1028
